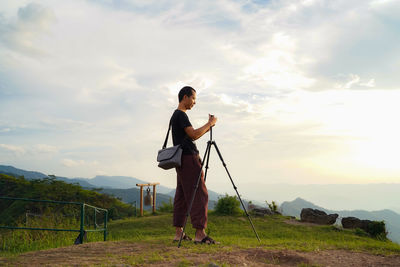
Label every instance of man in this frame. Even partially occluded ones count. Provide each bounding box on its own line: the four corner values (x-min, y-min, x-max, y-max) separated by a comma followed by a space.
171, 86, 218, 244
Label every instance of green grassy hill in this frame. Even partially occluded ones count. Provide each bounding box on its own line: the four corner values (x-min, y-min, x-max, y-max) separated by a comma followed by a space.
106, 213, 400, 253
2, 172, 400, 266
2, 212, 400, 255
0, 173, 136, 225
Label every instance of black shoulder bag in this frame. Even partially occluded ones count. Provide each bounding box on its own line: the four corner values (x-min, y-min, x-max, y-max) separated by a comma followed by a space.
157, 119, 183, 170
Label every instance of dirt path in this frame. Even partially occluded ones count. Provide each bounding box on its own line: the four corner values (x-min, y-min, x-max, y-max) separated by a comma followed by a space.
1, 241, 400, 266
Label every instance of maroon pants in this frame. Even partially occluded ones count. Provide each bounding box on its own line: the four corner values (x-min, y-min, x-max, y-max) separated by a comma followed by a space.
173, 154, 208, 229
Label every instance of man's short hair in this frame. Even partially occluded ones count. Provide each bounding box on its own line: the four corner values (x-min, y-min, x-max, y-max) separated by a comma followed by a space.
178, 86, 196, 102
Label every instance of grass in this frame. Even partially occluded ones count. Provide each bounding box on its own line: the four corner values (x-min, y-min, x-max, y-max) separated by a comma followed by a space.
0, 216, 105, 256
105, 212, 400, 254
1, 211, 400, 264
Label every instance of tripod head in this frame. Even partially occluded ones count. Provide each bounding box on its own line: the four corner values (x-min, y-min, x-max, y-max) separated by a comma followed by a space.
209, 114, 214, 141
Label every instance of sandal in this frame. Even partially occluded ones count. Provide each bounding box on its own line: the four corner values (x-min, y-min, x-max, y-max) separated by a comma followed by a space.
194, 236, 219, 245
173, 233, 192, 242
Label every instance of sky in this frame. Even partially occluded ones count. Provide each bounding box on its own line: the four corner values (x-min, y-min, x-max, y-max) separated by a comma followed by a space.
1, 0, 400, 201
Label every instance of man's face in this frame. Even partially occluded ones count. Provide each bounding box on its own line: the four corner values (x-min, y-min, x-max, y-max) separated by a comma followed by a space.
184, 91, 196, 110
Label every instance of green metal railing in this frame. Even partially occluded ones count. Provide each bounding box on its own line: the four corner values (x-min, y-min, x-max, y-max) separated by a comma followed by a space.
0, 196, 108, 244
130, 201, 137, 217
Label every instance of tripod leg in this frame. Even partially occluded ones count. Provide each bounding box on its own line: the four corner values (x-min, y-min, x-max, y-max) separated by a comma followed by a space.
211, 141, 261, 242
178, 141, 212, 248
203, 140, 212, 182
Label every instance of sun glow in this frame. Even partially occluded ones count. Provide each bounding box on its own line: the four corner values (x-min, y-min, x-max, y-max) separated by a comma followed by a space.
278, 89, 400, 181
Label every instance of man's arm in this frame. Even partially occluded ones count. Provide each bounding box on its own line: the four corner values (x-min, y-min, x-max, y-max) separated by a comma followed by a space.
184, 115, 217, 141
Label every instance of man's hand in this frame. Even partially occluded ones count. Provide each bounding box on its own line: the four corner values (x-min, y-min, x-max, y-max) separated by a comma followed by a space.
208, 114, 217, 127
185, 114, 218, 141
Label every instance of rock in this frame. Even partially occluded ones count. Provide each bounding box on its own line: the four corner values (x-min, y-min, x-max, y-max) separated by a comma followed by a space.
252, 207, 273, 216
248, 203, 256, 210
300, 208, 338, 225
342, 217, 372, 232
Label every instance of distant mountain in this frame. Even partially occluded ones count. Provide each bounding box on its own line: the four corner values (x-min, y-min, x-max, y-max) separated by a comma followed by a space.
0, 165, 172, 192
167, 188, 222, 202
0, 165, 96, 188
99, 187, 217, 211
0, 165, 221, 202
81, 176, 224, 202
77, 175, 173, 195
0, 165, 259, 215
99, 187, 173, 211
281, 197, 327, 216
0, 165, 47, 179
56, 177, 97, 188
281, 197, 400, 244
249, 183, 400, 214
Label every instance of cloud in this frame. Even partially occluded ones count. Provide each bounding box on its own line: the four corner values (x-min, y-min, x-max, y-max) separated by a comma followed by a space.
0, 144, 26, 155
61, 159, 99, 168
370, 0, 400, 18
39, 118, 94, 132
0, 143, 58, 158
34, 144, 58, 154
334, 74, 376, 89
61, 159, 84, 167
0, 2, 56, 55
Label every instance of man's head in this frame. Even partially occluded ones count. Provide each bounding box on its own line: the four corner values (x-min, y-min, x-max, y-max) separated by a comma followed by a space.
178, 86, 196, 110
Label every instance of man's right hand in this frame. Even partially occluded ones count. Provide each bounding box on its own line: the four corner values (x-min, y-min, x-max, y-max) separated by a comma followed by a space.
185, 114, 218, 140
208, 114, 217, 127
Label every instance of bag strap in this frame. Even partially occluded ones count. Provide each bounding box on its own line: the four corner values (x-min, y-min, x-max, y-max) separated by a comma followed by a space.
162, 113, 188, 149
162, 119, 171, 149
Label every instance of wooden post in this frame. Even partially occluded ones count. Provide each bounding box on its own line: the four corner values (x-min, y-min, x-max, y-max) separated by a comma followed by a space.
139, 186, 144, 216
136, 183, 160, 217
152, 184, 157, 214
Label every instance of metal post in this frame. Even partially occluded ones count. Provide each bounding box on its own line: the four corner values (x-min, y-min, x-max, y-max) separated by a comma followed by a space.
134, 201, 137, 217
0, 197, 108, 245
152, 184, 157, 214
104, 210, 108, 241
94, 208, 97, 230
80, 204, 85, 244
140, 186, 144, 216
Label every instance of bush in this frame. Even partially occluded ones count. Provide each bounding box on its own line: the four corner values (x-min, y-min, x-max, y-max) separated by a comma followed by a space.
158, 197, 174, 213
354, 228, 369, 237
367, 221, 387, 240
353, 221, 387, 240
214, 194, 242, 216
266, 200, 281, 214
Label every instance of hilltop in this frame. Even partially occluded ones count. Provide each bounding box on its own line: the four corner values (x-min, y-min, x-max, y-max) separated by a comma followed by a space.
2, 171, 400, 265
1, 214, 400, 266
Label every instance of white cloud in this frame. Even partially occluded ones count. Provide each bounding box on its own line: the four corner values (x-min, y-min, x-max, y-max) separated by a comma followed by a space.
34, 144, 58, 154
62, 159, 99, 168
334, 74, 376, 89
360, 79, 375, 88
0, 2, 56, 55
62, 159, 84, 167
0, 144, 26, 155
370, 0, 400, 18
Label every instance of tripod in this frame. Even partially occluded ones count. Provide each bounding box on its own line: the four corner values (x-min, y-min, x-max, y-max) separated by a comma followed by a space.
178, 127, 261, 247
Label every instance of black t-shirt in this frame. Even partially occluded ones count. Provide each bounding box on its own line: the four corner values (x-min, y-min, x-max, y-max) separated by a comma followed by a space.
171, 109, 199, 155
